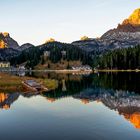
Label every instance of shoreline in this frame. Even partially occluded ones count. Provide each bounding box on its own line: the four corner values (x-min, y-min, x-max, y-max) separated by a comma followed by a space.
96, 69, 140, 72
0, 73, 58, 93
0, 69, 140, 73
0, 69, 93, 73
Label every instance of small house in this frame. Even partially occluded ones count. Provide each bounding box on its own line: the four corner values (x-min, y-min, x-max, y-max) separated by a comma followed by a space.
0, 62, 10, 68
71, 65, 92, 71
44, 51, 50, 57
61, 51, 66, 56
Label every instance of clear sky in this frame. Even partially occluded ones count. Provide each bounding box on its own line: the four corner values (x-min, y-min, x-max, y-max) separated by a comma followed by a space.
0, 0, 139, 45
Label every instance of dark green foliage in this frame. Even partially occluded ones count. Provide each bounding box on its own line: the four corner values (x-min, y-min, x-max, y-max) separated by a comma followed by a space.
10, 42, 93, 68
40, 42, 92, 65
41, 56, 45, 65
49, 44, 62, 63
97, 45, 140, 69
43, 75, 93, 99
11, 47, 41, 68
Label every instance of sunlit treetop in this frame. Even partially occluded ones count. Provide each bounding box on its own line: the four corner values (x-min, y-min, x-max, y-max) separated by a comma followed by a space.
80, 36, 90, 41
45, 38, 55, 43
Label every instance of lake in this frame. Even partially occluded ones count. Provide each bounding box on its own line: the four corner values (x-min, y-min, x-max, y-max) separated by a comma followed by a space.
0, 72, 140, 140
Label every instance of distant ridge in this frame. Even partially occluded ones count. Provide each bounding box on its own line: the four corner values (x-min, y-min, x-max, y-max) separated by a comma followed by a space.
1, 8, 140, 61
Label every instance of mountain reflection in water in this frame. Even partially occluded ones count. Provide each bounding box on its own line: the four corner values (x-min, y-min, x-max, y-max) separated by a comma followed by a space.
0, 72, 140, 131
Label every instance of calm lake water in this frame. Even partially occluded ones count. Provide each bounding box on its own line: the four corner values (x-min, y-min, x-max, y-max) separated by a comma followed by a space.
0, 72, 140, 140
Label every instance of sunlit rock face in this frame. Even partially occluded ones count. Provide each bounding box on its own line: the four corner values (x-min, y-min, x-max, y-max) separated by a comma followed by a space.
0, 32, 20, 60
122, 8, 140, 26
102, 8, 140, 36
0, 40, 7, 49
99, 8, 140, 50
72, 9, 140, 53
0, 32, 19, 49
116, 8, 140, 32
2, 32, 10, 37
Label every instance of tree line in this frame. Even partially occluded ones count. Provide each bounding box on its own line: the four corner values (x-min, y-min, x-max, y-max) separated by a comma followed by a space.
10, 47, 41, 68
10, 42, 92, 68
40, 42, 92, 65
96, 45, 140, 69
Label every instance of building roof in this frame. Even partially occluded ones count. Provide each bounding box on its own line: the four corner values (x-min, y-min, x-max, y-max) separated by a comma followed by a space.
0, 61, 10, 64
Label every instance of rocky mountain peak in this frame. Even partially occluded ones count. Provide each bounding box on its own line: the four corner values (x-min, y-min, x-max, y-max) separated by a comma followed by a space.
122, 8, 140, 26
101, 8, 140, 46
0, 32, 19, 49
1, 32, 10, 37
116, 8, 140, 32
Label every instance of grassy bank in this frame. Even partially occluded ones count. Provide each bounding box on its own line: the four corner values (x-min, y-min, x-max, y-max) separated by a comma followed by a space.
0, 73, 58, 92
35, 60, 82, 70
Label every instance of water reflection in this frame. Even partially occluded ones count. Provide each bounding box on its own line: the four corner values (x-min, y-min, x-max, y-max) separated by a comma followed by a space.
1, 72, 140, 131
0, 92, 19, 110
74, 88, 140, 129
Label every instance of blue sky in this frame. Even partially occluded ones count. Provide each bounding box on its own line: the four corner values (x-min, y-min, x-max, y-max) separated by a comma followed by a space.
0, 0, 139, 45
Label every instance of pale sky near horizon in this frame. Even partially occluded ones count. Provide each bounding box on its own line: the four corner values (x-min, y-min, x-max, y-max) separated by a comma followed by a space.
0, 0, 139, 45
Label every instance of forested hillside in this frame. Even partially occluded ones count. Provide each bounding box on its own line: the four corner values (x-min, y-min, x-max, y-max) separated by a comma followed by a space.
97, 45, 140, 69
11, 42, 92, 68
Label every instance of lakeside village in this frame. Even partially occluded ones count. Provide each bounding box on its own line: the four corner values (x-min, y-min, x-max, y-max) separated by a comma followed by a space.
0, 58, 92, 91
0, 61, 92, 71
0, 50, 93, 73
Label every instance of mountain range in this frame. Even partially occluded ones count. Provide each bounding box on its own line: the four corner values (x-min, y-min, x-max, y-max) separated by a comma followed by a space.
72, 8, 140, 52
0, 8, 140, 62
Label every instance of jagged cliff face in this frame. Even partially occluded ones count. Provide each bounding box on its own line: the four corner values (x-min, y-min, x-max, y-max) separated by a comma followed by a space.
0, 32, 19, 49
122, 8, 140, 26
0, 32, 20, 61
0, 33, 34, 61
73, 8, 140, 52
101, 8, 140, 47
116, 8, 140, 32
103, 8, 140, 34
116, 9, 140, 32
